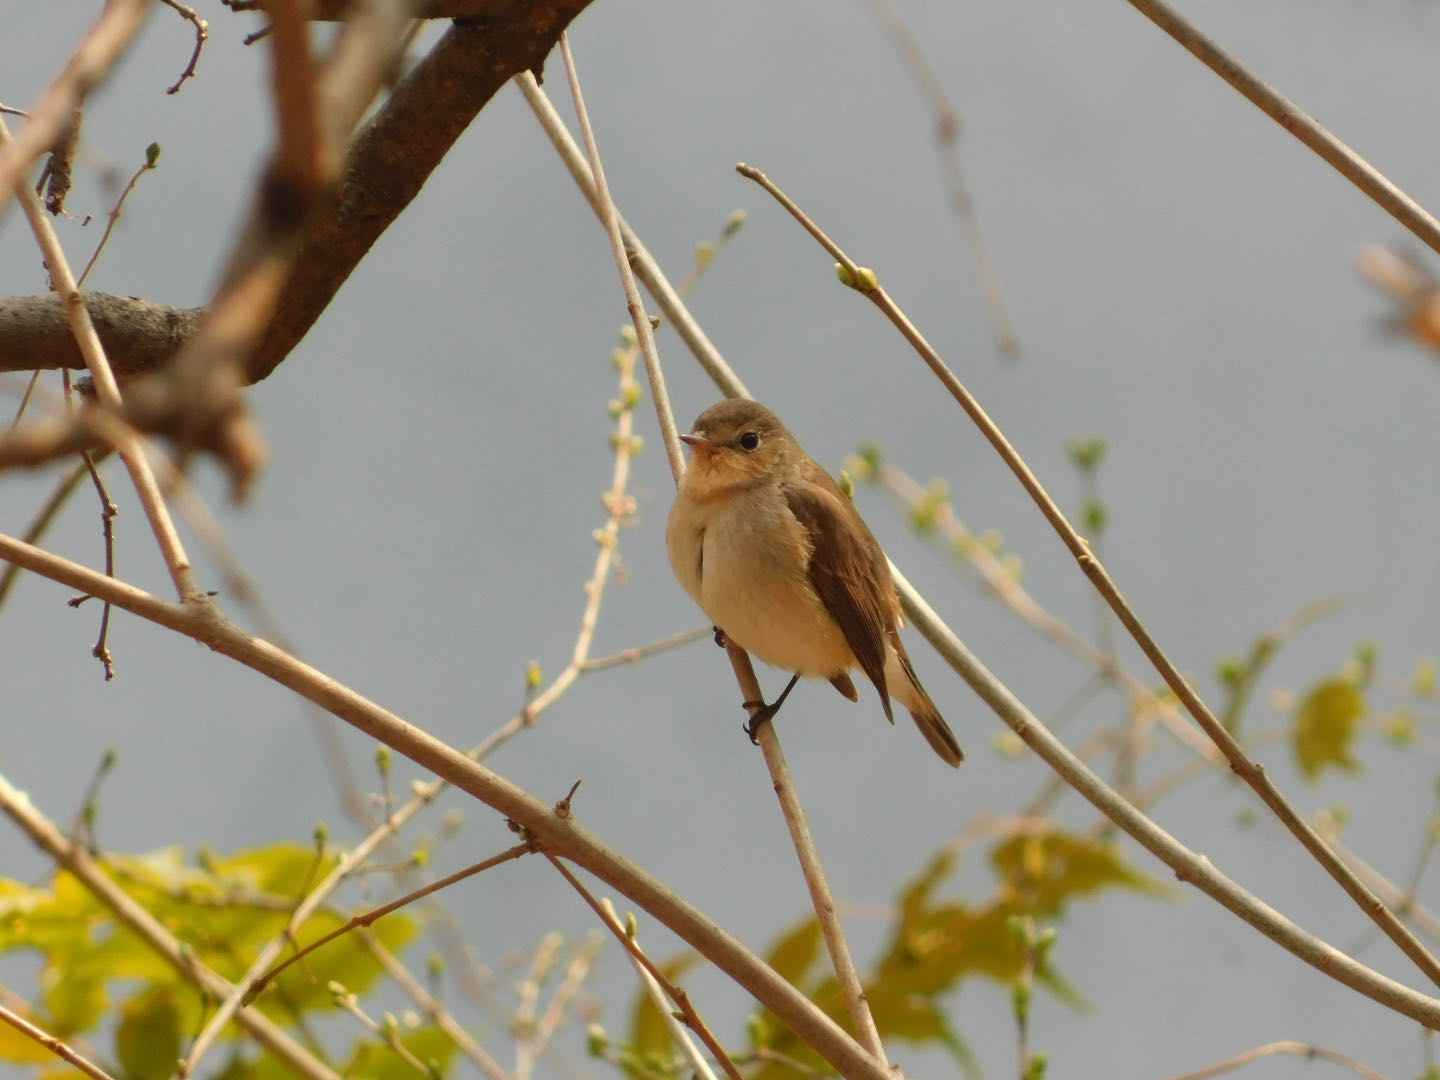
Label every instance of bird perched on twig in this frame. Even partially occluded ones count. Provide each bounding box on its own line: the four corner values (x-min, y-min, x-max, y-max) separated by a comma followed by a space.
666, 398, 963, 767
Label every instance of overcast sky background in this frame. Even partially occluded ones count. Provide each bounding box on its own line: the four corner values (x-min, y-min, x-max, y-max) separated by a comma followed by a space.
5, 2, 1440, 1077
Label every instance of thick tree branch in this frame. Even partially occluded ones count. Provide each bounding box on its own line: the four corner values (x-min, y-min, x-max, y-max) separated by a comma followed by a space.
0, 0, 596, 387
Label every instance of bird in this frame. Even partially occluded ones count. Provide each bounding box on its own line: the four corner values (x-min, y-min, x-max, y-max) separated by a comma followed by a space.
666, 398, 963, 767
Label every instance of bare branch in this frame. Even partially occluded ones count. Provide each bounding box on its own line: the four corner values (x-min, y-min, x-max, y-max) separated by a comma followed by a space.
737, 159, 1440, 995
0, 0, 150, 205
0, 532, 898, 1080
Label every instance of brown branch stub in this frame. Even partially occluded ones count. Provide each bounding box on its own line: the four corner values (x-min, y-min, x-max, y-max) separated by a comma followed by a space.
0, 294, 201, 380
246, 0, 597, 384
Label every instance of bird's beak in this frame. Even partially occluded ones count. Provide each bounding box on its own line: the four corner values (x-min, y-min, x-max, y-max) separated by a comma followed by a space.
679, 431, 713, 451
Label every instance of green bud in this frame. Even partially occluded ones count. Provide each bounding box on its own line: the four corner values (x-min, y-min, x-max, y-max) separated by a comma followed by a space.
854, 443, 882, 475
586, 1023, 609, 1056
1416, 658, 1436, 698
838, 469, 855, 500
426, 953, 445, 979
992, 731, 1025, 758
723, 209, 747, 237
619, 325, 637, 347
694, 242, 715, 268
145, 142, 161, 168
313, 821, 329, 847
1215, 657, 1245, 687
625, 911, 639, 939
1066, 436, 1108, 471
1082, 498, 1107, 533
610, 348, 628, 371
1010, 980, 1031, 1023
1354, 639, 1377, 684
383, 1012, 399, 1034
1384, 708, 1414, 747
746, 1013, 770, 1047
526, 660, 543, 689
375, 745, 391, 772
835, 262, 880, 291
1025, 1051, 1049, 1080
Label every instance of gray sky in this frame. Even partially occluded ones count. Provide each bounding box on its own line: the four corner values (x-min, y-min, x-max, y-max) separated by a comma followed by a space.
5, 1, 1440, 1076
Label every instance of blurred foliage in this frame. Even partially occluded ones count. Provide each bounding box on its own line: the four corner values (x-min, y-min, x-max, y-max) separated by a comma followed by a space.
1293, 679, 1367, 780
0, 841, 459, 1078
622, 828, 1165, 1078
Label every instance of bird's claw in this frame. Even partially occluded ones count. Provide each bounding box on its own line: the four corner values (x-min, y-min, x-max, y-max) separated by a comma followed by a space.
712, 626, 729, 649
741, 700, 776, 745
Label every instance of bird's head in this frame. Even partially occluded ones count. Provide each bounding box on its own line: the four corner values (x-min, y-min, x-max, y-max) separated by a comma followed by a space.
678, 399, 795, 495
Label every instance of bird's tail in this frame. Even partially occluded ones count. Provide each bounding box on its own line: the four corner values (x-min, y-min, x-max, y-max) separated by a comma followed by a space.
889, 647, 964, 767
908, 693, 964, 768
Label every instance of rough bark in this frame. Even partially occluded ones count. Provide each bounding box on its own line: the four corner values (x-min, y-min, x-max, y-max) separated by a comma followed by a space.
0, 0, 596, 386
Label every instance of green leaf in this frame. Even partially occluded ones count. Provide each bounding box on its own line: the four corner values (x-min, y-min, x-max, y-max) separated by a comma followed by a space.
628, 951, 699, 1060
338, 1026, 458, 1080
116, 987, 181, 1080
763, 918, 822, 990
1294, 679, 1366, 779
990, 831, 1170, 917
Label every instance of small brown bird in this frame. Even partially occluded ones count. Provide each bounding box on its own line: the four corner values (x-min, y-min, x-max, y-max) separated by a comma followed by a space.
666, 399, 963, 767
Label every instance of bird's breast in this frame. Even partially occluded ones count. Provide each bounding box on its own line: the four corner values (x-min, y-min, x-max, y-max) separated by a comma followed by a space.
668, 484, 853, 677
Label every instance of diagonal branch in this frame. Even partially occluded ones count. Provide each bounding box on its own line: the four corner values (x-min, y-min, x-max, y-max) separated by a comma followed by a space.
736, 159, 1440, 994
0, 533, 896, 1080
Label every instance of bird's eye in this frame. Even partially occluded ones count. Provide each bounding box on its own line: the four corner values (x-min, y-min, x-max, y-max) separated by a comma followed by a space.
738, 431, 761, 452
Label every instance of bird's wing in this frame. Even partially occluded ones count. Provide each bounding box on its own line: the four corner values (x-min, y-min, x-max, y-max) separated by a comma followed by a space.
782, 463, 897, 723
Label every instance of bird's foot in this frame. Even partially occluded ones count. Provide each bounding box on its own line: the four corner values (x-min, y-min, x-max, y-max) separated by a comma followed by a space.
712, 626, 728, 648
739, 674, 800, 746
741, 700, 777, 745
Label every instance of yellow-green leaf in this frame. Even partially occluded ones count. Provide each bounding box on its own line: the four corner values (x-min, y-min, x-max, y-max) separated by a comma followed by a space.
629, 951, 699, 1059
116, 988, 181, 1080
1294, 680, 1366, 779
763, 918, 821, 990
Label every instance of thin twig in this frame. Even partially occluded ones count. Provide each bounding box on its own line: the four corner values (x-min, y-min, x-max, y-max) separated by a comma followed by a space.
578, 626, 709, 672
527, 932, 602, 1067
0, 0, 150, 204
0, 769, 341, 1079
249, 843, 535, 1003
599, 899, 717, 1080
558, 36, 893, 1071
507, 91, 1440, 1031
873, 461, 1216, 759
0, 457, 89, 610
514, 932, 563, 1080
547, 856, 742, 1080
513, 71, 752, 406
725, 641, 891, 1067
1, 533, 1431, 1055
159, 0, 210, 94
736, 159, 1440, 993
557, 36, 683, 480
77, 145, 160, 287
0, 1004, 116, 1080
863, 0, 1019, 360
889, 564, 1440, 1030
361, 932, 516, 1080
77, 452, 117, 680
1159, 1039, 1392, 1080
329, 987, 432, 1076
1127, 0, 1440, 257
0, 113, 202, 603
